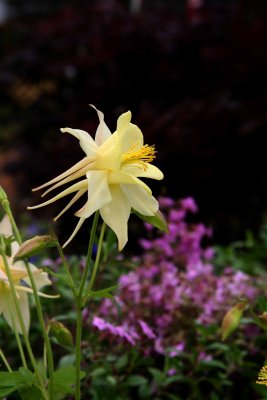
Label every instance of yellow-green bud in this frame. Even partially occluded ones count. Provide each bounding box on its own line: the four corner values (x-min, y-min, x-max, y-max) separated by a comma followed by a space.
221, 301, 248, 341
48, 320, 73, 348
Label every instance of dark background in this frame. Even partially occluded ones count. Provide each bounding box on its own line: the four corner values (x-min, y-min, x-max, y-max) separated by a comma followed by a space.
1, 0, 267, 246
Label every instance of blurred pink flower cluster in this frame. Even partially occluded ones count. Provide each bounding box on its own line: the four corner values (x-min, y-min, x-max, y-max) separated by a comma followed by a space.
88, 197, 259, 356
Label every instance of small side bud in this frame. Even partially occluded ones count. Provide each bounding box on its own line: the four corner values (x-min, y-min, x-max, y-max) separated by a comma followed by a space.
48, 320, 73, 348
14, 235, 58, 260
221, 301, 248, 341
0, 186, 8, 202
0, 187, 10, 210
258, 311, 267, 327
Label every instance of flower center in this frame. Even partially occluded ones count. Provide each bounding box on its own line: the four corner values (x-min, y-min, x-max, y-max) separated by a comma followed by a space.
122, 144, 156, 169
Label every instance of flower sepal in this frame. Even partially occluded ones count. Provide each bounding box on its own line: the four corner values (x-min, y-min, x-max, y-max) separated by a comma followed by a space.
133, 209, 169, 233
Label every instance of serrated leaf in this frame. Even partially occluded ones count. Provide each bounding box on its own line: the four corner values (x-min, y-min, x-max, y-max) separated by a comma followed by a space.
0, 368, 36, 397
89, 284, 119, 299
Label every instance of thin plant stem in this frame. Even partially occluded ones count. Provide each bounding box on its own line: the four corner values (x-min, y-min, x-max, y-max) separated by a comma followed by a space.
75, 212, 101, 400
0, 348, 12, 372
1, 198, 53, 399
75, 295, 83, 400
56, 241, 77, 294
82, 222, 106, 306
0, 240, 49, 400
78, 211, 99, 297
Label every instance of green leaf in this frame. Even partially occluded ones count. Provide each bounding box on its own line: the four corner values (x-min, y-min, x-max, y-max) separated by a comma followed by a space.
89, 284, 119, 299
0, 368, 36, 397
19, 385, 43, 400
125, 375, 148, 386
115, 354, 128, 370
53, 367, 85, 400
133, 210, 169, 233
148, 368, 165, 384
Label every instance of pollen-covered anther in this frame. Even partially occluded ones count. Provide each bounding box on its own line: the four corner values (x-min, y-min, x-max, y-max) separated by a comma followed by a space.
257, 365, 267, 386
122, 144, 156, 169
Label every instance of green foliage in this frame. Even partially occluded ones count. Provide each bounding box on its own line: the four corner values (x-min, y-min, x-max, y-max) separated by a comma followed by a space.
213, 222, 267, 275
0, 368, 37, 398
53, 366, 85, 400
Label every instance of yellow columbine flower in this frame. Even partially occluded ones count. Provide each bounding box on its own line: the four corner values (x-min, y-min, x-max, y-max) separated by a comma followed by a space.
0, 215, 53, 334
28, 106, 163, 250
257, 365, 267, 386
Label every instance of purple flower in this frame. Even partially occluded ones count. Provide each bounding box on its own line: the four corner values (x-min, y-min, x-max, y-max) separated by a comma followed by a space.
138, 320, 156, 339
167, 368, 177, 376
180, 197, 198, 213
88, 197, 262, 357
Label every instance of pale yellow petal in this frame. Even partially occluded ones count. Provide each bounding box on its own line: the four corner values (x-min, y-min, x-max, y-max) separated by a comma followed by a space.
32, 157, 94, 192
116, 111, 144, 153
16, 292, 30, 334
3, 290, 29, 334
0, 215, 12, 237
41, 159, 94, 197
62, 217, 86, 248
54, 189, 87, 221
121, 185, 159, 216
122, 163, 164, 180
75, 171, 111, 218
28, 179, 88, 210
100, 186, 131, 250
14, 285, 58, 299
9, 263, 28, 282
89, 104, 112, 146
11, 242, 20, 258
108, 170, 151, 193
96, 133, 121, 170
23, 264, 51, 290
60, 127, 98, 157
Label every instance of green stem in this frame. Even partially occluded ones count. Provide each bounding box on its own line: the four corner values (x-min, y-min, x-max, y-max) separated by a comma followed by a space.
78, 211, 99, 297
0, 241, 49, 400
75, 296, 83, 400
56, 241, 77, 294
0, 348, 12, 372
249, 306, 267, 332
82, 222, 106, 307
2, 198, 54, 399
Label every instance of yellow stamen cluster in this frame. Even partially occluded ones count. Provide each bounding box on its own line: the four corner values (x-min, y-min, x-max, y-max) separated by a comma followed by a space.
122, 144, 156, 169
256, 365, 267, 386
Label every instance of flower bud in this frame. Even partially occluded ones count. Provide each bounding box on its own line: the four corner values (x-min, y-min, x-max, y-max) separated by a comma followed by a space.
49, 320, 73, 348
221, 301, 247, 341
14, 235, 58, 260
